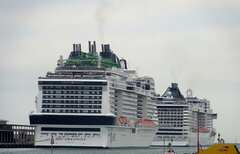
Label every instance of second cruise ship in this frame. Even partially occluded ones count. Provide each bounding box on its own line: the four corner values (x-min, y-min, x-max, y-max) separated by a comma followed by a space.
151, 83, 217, 147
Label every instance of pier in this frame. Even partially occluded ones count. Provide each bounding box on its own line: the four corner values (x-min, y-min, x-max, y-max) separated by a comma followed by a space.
0, 119, 35, 148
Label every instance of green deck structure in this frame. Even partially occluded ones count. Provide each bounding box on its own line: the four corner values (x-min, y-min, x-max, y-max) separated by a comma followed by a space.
65, 53, 119, 68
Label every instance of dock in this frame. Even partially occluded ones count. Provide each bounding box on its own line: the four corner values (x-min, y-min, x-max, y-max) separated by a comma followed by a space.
0, 119, 35, 148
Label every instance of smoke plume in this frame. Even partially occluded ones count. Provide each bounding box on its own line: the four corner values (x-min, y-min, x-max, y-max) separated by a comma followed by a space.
95, 1, 108, 42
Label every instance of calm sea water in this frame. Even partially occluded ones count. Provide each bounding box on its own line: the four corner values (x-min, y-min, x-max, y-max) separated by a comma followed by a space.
0, 147, 200, 154
1, 145, 240, 154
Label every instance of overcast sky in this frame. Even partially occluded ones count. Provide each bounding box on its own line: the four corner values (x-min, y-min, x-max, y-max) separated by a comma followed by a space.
0, 0, 240, 143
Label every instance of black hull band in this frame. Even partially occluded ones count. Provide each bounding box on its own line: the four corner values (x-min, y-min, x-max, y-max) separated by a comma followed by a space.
30, 115, 116, 125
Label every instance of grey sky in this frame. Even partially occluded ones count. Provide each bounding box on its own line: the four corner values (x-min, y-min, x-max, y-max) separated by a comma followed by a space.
0, 0, 240, 143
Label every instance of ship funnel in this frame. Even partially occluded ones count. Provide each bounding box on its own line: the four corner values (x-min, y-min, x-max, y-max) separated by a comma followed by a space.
171, 83, 178, 89
88, 41, 92, 54
69, 43, 82, 59
104, 44, 110, 52
77, 44, 81, 52
73, 44, 81, 52
73, 44, 76, 52
101, 44, 111, 52
101, 44, 105, 52
93, 41, 97, 55
88, 41, 97, 55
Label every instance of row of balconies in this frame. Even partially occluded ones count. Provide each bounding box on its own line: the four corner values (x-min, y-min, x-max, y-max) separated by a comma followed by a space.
42, 104, 102, 109
122, 105, 137, 111
157, 109, 185, 112
122, 102, 137, 108
122, 112, 137, 118
42, 102, 101, 106
41, 86, 103, 90
122, 92, 138, 98
42, 90, 102, 95
42, 95, 102, 99
122, 97, 137, 102
41, 109, 101, 113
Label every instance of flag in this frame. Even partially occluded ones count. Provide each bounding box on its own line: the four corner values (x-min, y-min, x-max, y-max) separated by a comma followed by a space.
50, 136, 54, 145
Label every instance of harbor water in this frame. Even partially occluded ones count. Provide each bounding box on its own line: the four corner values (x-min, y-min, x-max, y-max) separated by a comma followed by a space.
0, 146, 202, 154
1, 144, 239, 154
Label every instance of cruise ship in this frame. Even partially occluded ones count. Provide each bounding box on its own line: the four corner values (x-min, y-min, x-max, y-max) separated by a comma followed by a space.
29, 41, 158, 148
151, 83, 217, 147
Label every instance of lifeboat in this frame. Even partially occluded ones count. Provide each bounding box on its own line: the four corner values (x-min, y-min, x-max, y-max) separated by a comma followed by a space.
136, 120, 156, 125
116, 118, 130, 123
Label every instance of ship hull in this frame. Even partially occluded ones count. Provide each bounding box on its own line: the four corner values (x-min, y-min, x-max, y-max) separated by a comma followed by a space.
30, 114, 156, 148
151, 131, 215, 147
33, 125, 156, 148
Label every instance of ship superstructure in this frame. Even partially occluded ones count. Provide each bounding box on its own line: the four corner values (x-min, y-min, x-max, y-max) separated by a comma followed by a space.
151, 83, 217, 147
29, 41, 158, 148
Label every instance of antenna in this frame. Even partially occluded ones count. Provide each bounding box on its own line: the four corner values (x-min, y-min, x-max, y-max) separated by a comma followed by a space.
98, 55, 102, 68
197, 109, 200, 154
235, 135, 237, 144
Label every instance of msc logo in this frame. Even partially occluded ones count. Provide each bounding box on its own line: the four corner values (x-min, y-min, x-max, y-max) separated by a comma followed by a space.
218, 146, 229, 152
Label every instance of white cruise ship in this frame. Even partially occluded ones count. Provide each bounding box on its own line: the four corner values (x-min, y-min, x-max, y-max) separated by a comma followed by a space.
151, 83, 217, 147
29, 41, 158, 148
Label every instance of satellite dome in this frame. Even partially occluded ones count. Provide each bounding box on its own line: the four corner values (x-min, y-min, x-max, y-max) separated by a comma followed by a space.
166, 91, 172, 97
